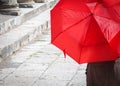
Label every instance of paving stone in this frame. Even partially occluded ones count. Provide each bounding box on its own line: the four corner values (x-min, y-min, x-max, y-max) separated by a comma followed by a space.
68, 65, 87, 86
38, 44, 63, 55
17, 63, 49, 71
13, 69, 44, 78
0, 61, 21, 69
56, 55, 79, 64
7, 51, 36, 63
33, 78, 69, 86
36, 57, 79, 82
4, 74, 37, 86
26, 53, 58, 64
0, 68, 16, 80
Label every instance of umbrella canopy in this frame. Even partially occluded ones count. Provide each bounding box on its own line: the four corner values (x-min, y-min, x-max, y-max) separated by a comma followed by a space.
51, 0, 119, 64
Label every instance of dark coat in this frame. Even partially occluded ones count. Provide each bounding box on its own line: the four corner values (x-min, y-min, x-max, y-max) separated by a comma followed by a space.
86, 61, 119, 86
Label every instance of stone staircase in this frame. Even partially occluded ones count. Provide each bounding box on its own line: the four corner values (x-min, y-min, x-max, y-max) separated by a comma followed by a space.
0, 0, 57, 62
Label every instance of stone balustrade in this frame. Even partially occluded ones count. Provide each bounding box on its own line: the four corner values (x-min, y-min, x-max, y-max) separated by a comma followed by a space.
17, 0, 35, 8
0, 0, 49, 16
34, 0, 48, 3
0, 0, 21, 16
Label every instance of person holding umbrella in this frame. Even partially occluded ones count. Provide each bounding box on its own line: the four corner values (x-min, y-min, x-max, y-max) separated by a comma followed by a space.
51, 0, 120, 86
85, 0, 120, 86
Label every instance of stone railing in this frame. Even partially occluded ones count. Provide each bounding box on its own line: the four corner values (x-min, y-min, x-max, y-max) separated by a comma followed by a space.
0, 0, 48, 16
0, 0, 21, 16
18, 0, 35, 8
34, 0, 48, 3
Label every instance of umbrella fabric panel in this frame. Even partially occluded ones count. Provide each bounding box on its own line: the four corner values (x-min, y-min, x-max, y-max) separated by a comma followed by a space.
101, 0, 120, 22
103, 0, 120, 6
51, 8, 63, 42
108, 3, 120, 22
93, 3, 111, 19
93, 2, 120, 55
110, 32, 120, 55
94, 16, 120, 42
51, 0, 91, 42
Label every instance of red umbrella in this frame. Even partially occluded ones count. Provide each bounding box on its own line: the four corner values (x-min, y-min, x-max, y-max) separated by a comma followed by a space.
51, 0, 119, 64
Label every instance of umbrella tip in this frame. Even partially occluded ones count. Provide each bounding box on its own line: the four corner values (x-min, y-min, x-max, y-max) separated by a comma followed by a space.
63, 50, 66, 58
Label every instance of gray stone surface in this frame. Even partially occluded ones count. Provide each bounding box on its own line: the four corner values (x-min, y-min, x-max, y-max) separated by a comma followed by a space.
0, 8, 21, 16
0, 22, 87, 86
18, 0, 35, 8
0, 0, 56, 35
0, 8, 50, 60
34, 0, 48, 3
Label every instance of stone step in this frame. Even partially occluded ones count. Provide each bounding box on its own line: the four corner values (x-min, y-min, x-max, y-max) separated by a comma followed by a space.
0, 0, 56, 35
0, 9, 51, 61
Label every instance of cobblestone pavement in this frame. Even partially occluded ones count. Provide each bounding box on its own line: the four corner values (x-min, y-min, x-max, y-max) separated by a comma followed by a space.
0, 29, 87, 86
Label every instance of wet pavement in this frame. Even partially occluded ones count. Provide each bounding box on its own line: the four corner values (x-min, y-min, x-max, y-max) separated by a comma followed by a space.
0, 23, 87, 86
